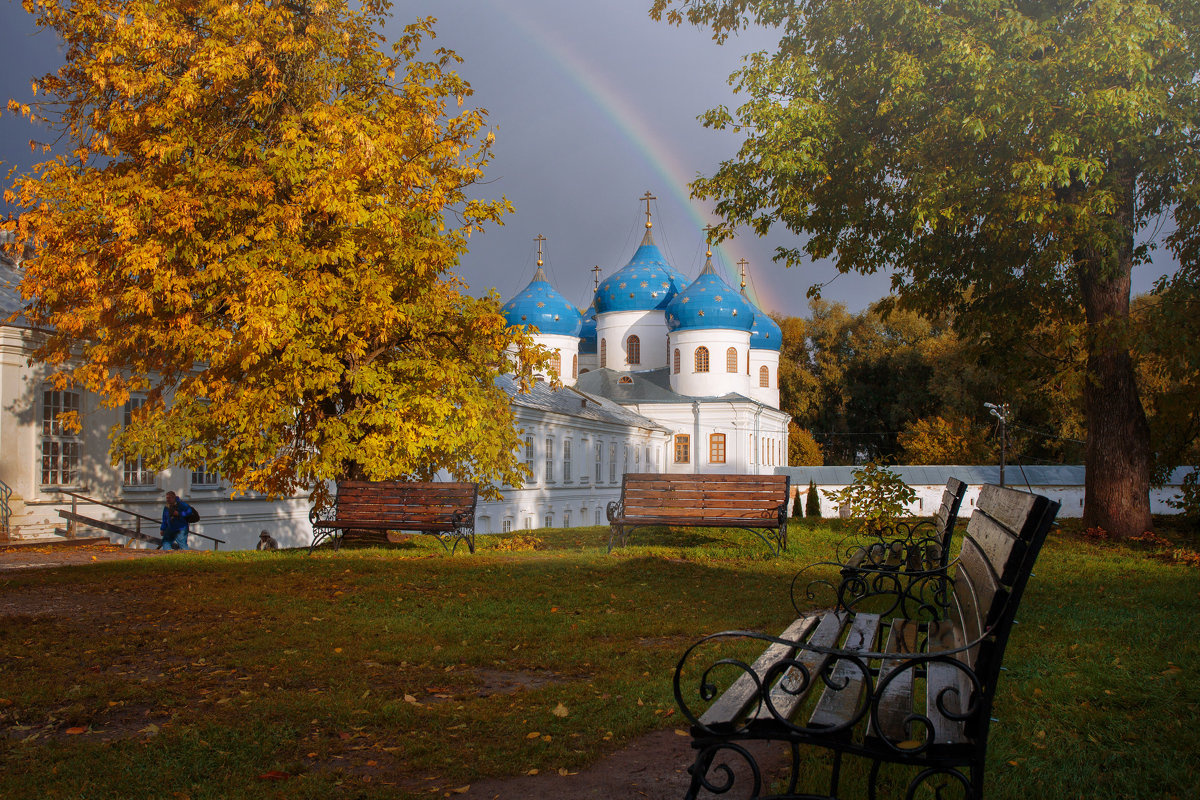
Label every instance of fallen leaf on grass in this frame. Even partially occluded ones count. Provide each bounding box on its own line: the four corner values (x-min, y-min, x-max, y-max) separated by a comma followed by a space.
675, 729, 689, 737
552, 703, 569, 717
64, 727, 87, 735
257, 770, 290, 781
526, 731, 541, 739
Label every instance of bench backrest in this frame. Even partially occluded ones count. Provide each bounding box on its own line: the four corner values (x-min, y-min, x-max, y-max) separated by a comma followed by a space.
930, 476, 968, 568
949, 484, 1058, 735
621, 473, 790, 520
334, 481, 478, 529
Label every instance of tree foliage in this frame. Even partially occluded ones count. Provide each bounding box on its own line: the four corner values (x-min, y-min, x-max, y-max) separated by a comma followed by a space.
898, 415, 995, 465
787, 421, 823, 466
823, 462, 915, 534
654, 0, 1200, 537
4, 0, 536, 504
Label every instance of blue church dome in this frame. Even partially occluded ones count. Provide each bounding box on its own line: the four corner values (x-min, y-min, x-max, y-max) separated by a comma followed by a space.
578, 299, 597, 354
501, 267, 583, 336
750, 306, 783, 351
666, 256, 755, 333
594, 230, 688, 314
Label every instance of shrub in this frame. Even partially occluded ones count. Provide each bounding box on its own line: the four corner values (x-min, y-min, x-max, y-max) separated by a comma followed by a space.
792, 488, 805, 518
822, 462, 915, 534
806, 480, 822, 518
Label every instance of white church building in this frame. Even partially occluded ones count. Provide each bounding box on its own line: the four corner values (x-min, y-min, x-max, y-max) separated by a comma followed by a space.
0, 205, 789, 547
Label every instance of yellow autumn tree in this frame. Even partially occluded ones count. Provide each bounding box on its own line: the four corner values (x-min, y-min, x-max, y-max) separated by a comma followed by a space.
4, 0, 538, 504
898, 416, 994, 466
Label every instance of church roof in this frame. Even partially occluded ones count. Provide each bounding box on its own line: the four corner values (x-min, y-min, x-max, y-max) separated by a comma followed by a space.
750, 307, 783, 351
578, 298, 597, 354
497, 374, 669, 431
0, 238, 30, 328
594, 229, 689, 314
665, 256, 755, 333
575, 367, 769, 407
501, 266, 583, 336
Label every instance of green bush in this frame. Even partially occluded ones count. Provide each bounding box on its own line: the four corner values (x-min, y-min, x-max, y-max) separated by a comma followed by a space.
806, 480, 822, 518
823, 462, 914, 534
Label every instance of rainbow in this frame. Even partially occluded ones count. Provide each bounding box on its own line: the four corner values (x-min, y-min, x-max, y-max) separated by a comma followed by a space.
484, 4, 778, 312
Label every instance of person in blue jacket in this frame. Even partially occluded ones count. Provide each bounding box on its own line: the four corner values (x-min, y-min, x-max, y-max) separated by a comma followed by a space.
159, 491, 194, 550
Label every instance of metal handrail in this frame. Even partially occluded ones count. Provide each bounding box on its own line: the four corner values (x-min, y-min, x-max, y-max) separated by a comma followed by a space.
0, 478, 11, 539
56, 489, 226, 549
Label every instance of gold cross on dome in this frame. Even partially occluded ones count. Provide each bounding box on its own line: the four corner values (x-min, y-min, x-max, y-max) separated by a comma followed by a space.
534, 233, 546, 267
738, 258, 749, 290
641, 191, 656, 229
704, 224, 716, 258
591, 264, 601, 292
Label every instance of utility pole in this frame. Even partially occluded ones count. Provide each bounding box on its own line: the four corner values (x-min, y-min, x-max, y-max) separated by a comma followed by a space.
985, 403, 1011, 487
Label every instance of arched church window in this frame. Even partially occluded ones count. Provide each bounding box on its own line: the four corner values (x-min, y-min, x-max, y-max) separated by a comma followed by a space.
695, 346, 710, 373
626, 335, 641, 365
572, 354, 578, 379
550, 351, 561, 376
673, 348, 680, 374
759, 365, 770, 388
618, 376, 633, 385
600, 339, 607, 368
726, 347, 738, 373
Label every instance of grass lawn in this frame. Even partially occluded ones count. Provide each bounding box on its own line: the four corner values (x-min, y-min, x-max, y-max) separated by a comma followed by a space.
1, 518, 1198, 799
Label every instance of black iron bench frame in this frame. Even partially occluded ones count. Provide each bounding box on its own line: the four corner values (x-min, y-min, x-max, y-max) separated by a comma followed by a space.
673, 483, 1060, 800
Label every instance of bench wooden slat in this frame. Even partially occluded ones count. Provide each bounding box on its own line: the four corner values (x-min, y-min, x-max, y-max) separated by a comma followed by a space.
869, 619, 922, 743
751, 611, 849, 724
925, 620, 972, 746
808, 613, 883, 730
698, 614, 823, 729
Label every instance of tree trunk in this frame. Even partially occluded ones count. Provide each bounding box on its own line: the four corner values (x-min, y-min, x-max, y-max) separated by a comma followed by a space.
1079, 171, 1153, 539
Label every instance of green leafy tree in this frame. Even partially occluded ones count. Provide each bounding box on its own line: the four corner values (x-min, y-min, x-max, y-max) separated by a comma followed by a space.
654, 0, 1200, 538
3, 0, 537, 506
823, 462, 916, 534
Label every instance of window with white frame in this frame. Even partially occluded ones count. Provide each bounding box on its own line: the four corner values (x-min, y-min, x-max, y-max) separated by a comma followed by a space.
563, 509, 571, 527
674, 434, 691, 464
122, 397, 155, 487
595, 507, 603, 524
191, 461, 221, 488
623, 444, 629, 476
41, 388, 81, 486
609, 442, 617, 483
545, 513, 553, 528
634, 445, 640, 469
545, 437, 554, 482
595, 441, 603, 482
525, 435, 535, 480
502, 519, 513, 533
563, 439, 572, 482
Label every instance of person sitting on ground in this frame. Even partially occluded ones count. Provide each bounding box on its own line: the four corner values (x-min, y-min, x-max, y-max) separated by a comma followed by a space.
159, 491, 194, 551
257, 530, 279, 551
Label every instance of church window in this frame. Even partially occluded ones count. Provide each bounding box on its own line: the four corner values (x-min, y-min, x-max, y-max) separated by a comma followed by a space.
634, 446, 640, 467
609, 443, 617, 482
673, 348, 680, 374
694, 346, 710, 373
623, 444, 629, 475
545, 437, 554, 482
618, 376, 633, 384
563, 439, 572, 482
563, 509, 571, 527
524, 517, 533, 530
545, 514, 554, 529
572, 354, 578, 379
726, 347, 738, 373
525, 435, 535, 480
41, 388, 81, 486
596, 441, 603, 482
550, 351, 561, 376
595, 507, 603, 525
674, 434, 691, 464
122, 396, 155, 488
626, 335, 641, 365
759, 365, 770, 388
710, 433, 726, 464
190, 461, 220, 488
502, 519, 513, 533
600, 339, 607, 368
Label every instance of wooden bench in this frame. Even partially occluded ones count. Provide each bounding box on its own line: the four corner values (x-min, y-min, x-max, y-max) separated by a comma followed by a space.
673, 484, 1060, 799
606, 473, 791, 554
308, 481, 479, 554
